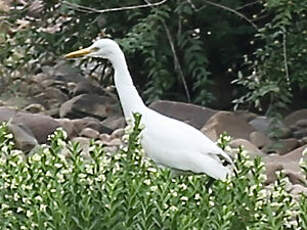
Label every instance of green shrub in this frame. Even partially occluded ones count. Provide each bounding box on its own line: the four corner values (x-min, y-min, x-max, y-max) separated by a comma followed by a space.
233, 0, 307, 116
0, 114, 306, 229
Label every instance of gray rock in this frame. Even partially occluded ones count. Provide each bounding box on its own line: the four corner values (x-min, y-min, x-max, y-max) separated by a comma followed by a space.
201, 111, 256, 141
296, 119, 307, 128
73, 80, 105, 96
277, 138, 299, 155
101, 115, 125, 131
229, 138, 264, 158
23, 103, 45, 113
290, 184, 307, 198
80, 127, 100, 139
293, 128, 307, 139
249, 131, 271, 149
0, 107, 61, 143
72, 117, 112, 134
264, 145, 307, 185
56, 118, 78, 138
284, 109, 307, 127
265, 161, 283, 184
70, 137, 91, 159
249, 116, 271, 133
99, 133, 111, 143
59, 94, 117, 119
7, 122, 38, 152
149, 100, 218, 129
44, 87, 69, 103
111, 128, 125, 139
106, 138, 122, 146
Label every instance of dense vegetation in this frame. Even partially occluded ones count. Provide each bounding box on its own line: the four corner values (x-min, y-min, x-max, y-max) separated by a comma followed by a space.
0, 114, 306, 229
0, 0, 306, 112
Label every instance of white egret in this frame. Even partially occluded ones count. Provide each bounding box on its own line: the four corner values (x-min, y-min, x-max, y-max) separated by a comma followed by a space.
64, 38, 233, 180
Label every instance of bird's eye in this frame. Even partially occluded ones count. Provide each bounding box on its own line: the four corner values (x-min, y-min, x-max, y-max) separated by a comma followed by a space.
90, 47, 99, 52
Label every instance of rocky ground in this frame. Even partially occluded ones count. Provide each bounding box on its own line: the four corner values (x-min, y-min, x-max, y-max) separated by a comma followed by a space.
1, 61, 306, 196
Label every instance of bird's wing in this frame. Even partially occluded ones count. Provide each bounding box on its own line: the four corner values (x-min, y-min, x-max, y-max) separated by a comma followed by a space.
141, 109, 234, 178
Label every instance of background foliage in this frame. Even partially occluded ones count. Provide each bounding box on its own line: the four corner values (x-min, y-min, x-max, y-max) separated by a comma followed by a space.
0, 0, 306, 111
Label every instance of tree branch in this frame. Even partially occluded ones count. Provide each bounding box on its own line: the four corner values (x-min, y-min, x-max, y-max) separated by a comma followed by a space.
162, 20, 191, 102
282, 30, 290, 86
196, 0, 258, 30
236, 1, 261, 11
144, 0, 191, 102
62, 0, 168, 14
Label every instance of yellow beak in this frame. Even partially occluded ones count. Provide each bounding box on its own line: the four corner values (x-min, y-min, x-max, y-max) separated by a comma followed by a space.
64, 47, 92, 59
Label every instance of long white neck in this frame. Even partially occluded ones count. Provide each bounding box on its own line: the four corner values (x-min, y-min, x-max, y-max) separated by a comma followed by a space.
110, 50, 147, 121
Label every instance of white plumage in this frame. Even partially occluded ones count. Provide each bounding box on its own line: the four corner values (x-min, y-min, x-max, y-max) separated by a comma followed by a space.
64, 38, 233, 180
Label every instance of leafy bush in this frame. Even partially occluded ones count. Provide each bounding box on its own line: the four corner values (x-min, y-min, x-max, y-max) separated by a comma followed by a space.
0, 115, 306, 230
233, 0, 307, 115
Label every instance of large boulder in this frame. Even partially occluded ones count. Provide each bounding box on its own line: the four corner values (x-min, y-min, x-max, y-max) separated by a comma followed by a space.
72, 80, 106, 96
264, 145, 307, 185
284, 109, 307, 127
59, 94, 119, 119
149, 100, 218, 129
0, 107, 61, 143
201, 111, 256, 141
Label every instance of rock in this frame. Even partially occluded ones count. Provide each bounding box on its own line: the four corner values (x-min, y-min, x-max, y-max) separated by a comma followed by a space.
111, 128, 125, 139
229, 138, 264, 158
265, 161, 283, 184
56, 118, 78, 138
27, 0, 44, 18
44, 61, 84, 84
249, 131, 271, 149
0, 107, 61, 143
59, 94, 117, 119
290, 184, 307, 198
149, 100, 218, 129
281, 144, 307, 162
300, 137, 307, 145
264, 145, 307, 185
296, 119, 307, 128
233, 110, 258, 122
44, 87, 69, 103
30, 72, 49, 83
276, 127, 292, 139
101, 115, 125, 131
0, 107, 16, 121
293, 128, 307, 139
284, 167, 305, 185
40, 79, 55, 88
73, 80, 105, 96
248, 116, 271, 133
99, 133, 111, 143
71, 137, 91, 159
72, 117, 113, 134
284, 109, 307, 127
23, 103, 45, 113
201, 111, 256, 141
106, 138, 122, 146
45, 107, 60, 117
80, 127, 100, 139
7, 122, 38, 152
276, 138, 299, 155
14, 112, 60, 144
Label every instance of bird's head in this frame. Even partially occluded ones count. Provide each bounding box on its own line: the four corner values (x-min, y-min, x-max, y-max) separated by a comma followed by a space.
64, 38, 121, 61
